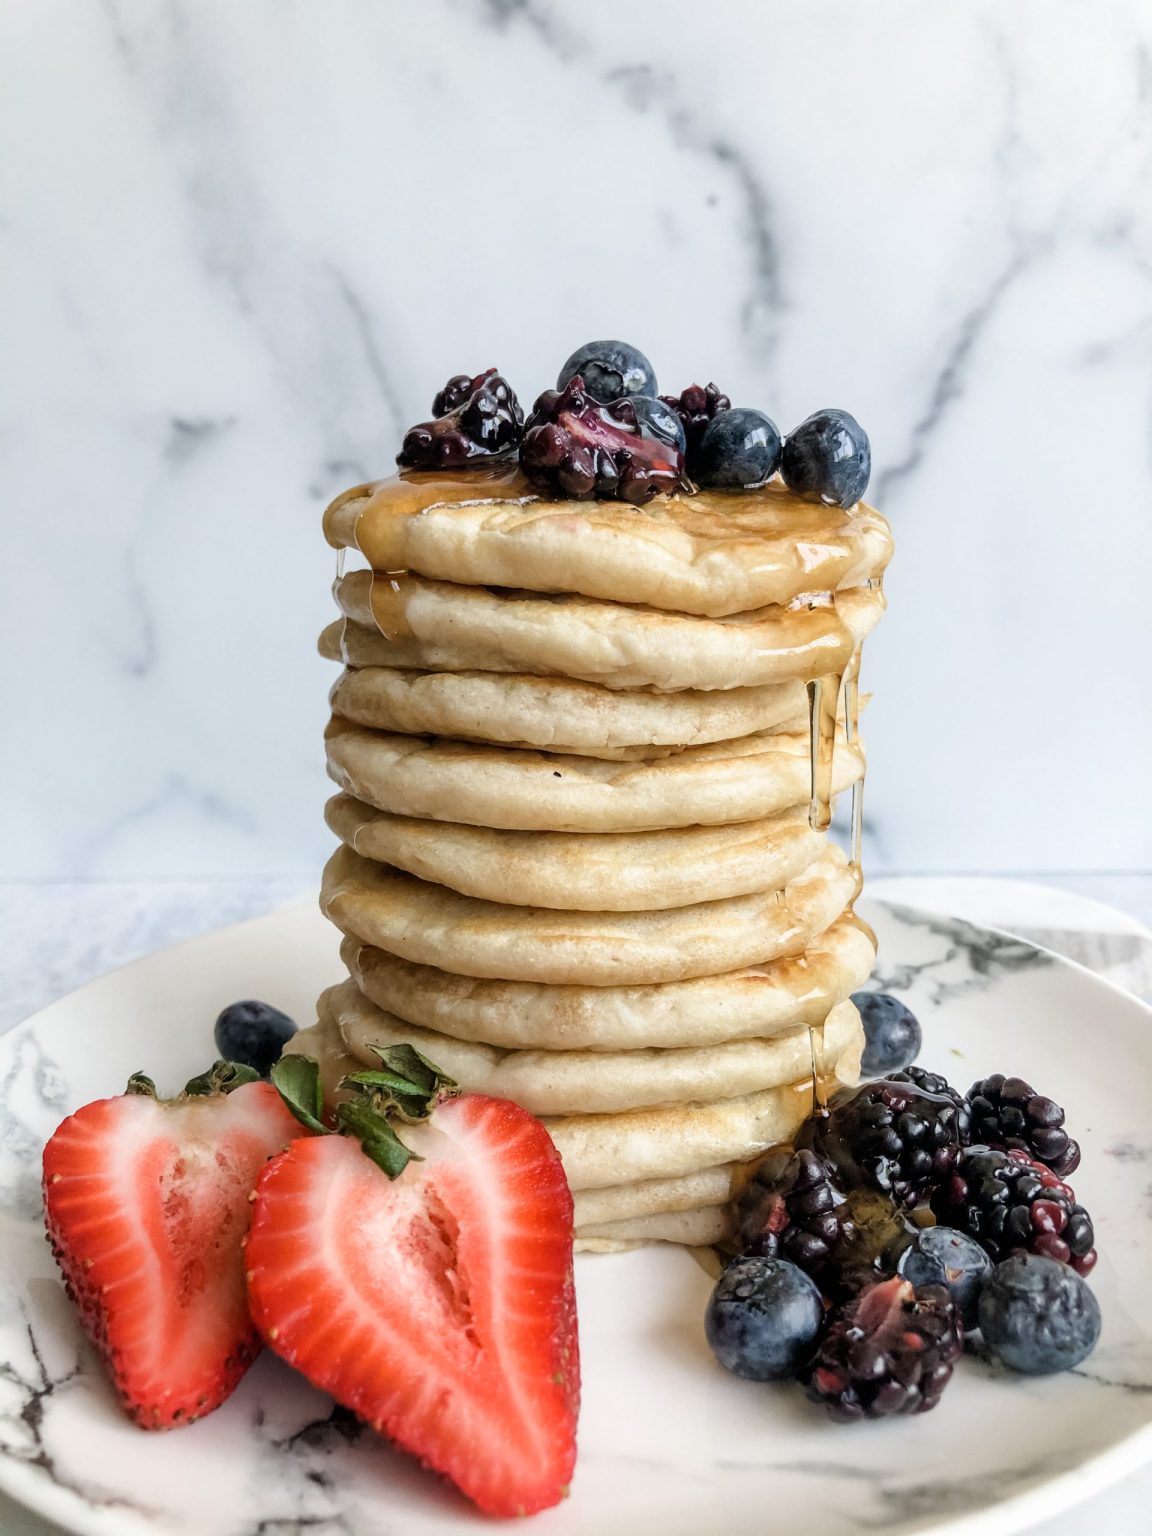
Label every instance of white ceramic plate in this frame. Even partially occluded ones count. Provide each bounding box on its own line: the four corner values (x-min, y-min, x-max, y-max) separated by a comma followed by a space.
2, 899, 1151, 1536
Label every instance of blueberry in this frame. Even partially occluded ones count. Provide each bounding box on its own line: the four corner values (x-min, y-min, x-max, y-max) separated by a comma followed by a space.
557, 340, 657, 404
781, 409, 871, 508
899, 1226, 992, 1330
854, 991, 923, 1077
978, 1254, 1101, 1374
695, 408, 782, 490
613, 394, 686, 453
213, 1000, 298, 1077
704, 1255, 824, 1381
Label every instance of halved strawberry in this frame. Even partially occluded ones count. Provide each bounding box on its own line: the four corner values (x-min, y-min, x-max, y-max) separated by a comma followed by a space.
246, 1092, 579, 1517
42, 1063, 305, 1429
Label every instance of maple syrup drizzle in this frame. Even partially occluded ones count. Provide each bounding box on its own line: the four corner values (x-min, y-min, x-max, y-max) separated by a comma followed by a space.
805, 673, 842, 832
368, 571, 414, 642
844, 668, 864, 870
807, 1020, 827, 1113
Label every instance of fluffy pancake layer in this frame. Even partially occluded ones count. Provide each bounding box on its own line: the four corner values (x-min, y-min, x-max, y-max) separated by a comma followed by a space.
322, 980, 860, 1116
331, 568, 885, 692
325, 793, 826, 911
339, 916, 875, 1049
325, 718, 865, 833
320, 843, 860, 986
329, 661, 811, 758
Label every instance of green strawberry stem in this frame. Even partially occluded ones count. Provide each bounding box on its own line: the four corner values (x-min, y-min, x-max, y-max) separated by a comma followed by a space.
270, 1045, 458, 1179
124, 1061, 263, 1101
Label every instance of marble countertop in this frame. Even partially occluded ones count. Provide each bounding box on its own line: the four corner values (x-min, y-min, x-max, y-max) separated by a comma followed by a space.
2, 872, 1151, 1536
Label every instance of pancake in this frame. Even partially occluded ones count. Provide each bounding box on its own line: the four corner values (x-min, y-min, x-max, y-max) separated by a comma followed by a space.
325, 717, 865, 833
570, 1164, 740, 1227
341, 915, 876, 1049
284, 1006, 862, 1189
331, 568, 885, 693
320, 843, 859, 985
543, 1066, 859, 1191
328, 663, 810, 760
575, 1206, 733, 1249
325, 794, 826, 911
321, 617, 494, 677
324, 469, 893, 618
324, 980, 861, 1115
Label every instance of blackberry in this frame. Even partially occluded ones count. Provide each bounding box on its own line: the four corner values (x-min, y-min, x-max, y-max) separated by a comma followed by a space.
737, 1150, 917, 1297
804, 1277, 961, 1421
519, 376, 686, 504
431, 373, 476, 417
659, 383, 731, 467
931, 1146, 1096, 1276
397, 369, 524, 469
736, 1148, 848, 1279
903, 1066, 972, 1131
966, 1074, 1081, 1178
806, 1071, 969, 1208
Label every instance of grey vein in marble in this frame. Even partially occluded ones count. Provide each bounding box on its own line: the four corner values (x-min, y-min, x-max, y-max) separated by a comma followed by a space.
471, 0, 783, 354
74, 776, 259, 881
0, 1029, 66, 1220
325, 266, 404, 442
165, 415, 237, 465
0, 1309, 155, 1521
865, 900, 1053, 1004
603, 62, 781, 347
874, 243, 1038, 505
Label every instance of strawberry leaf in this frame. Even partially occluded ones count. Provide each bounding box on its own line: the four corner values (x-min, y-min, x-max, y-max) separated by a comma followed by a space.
270, 1056, 327, 1134
336, 1100, 418, 1179
373, 1043, 456, 1094
125, 1072, 158, 1098
184, 1061, 263, 1097
366, 1043, 457, 1109
342, 1073, 433, 1121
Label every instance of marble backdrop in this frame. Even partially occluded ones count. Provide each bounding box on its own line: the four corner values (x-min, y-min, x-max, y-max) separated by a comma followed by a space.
1, 0, 1150, 880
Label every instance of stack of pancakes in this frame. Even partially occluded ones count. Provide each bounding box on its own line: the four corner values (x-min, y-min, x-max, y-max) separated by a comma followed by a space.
290, 465, 893, 1251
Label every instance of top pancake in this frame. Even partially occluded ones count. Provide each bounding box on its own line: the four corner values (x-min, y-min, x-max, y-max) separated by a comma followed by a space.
324, 467, 893, 618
